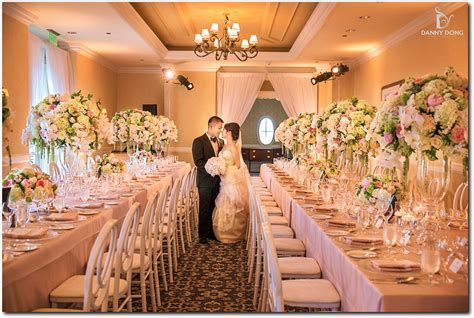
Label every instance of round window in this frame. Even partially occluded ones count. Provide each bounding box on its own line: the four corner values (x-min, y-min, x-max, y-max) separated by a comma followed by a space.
258, 117, 274, 145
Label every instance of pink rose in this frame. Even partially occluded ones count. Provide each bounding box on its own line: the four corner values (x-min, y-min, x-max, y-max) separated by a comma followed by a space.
50, 104, 57, 110
414, 78, 424, 85
36, 179, 46, 188
4, 179, 13, 188
383, 133, 393, 144
395, 124, 403, 138
334, 138, 341, 145
375, 181, 383, 188
361, 179, 370, 188
451, 126, 465, 143
21, 179, 32, 188
427, 94, 444, 107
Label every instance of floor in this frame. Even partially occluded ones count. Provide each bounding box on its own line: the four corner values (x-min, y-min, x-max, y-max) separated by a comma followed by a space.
132, 239, 255, 312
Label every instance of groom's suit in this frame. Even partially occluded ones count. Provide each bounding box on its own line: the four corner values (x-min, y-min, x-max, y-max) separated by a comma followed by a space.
192, 133, 223, 240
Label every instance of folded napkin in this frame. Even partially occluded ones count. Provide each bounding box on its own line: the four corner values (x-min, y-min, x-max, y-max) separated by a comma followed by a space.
315, 204, 336, 213
96, 194, 121, 200
371, 259, 421, 272
327, 219, 356, 227
116, 187, 132, 194
344, 236, 383, 245
74, 202, 105, 209
295, 190, 312, 195
4, 227, 48, 239
44, 212, 79, 221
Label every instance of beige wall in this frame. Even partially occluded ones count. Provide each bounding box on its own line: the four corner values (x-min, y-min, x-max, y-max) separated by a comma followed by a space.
352, 5, 468, 106
169, 71, 217, 163
70, 52, 117, 117
116, 73, 164, 114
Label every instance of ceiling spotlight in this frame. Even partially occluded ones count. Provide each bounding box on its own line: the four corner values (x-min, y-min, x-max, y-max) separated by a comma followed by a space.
346, 29, 356, 33
164, 69, 175, 80
67, 31, 77, 35
106, 32, 111, 35
310, 63, 350, 85
359, 15, 370, 19
177, 75, 194, 90
342, 34, 348, 37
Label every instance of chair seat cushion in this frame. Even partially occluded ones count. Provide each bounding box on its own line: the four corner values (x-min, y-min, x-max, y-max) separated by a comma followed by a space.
271, 225, 294, 238
278, 257, 321, 278
268, 215, 288, 226
282, 279, 340, 308
260, 195, 274, 202
263, 206, 283, 216
262, 201, 278, 207
256, 191, 272, 196
50, 275, 127, 301
131, 253, 150, 270
274, 238, 305, 253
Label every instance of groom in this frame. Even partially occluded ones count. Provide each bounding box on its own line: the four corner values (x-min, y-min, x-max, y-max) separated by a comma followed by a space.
192, 116, 224, 244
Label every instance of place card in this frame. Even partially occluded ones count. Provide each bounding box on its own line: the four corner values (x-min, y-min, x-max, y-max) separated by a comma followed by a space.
449, 258, 464, 274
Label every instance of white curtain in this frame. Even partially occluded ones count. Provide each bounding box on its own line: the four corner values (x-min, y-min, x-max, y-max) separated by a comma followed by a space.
267, 73, 317, 117
46, 44, 73, 95
28, 33, 49, 106
217, 72, 266, 125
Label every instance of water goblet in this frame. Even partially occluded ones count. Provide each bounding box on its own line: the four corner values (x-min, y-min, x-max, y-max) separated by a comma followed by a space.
357, 206, 371, 233
321, 185, 331, 204
383, 222, 398, 257
421, 245, 441, 285
2, 202, 13, 230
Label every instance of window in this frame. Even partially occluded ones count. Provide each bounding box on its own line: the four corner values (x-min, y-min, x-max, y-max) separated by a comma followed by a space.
258, 117, 274, 145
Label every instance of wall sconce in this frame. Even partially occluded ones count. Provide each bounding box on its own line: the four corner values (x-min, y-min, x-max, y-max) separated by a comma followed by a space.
310, 63, 350, 85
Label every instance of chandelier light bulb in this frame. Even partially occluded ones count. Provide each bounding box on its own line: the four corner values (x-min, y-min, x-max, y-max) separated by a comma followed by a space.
201, 28, 210, 40
232, 23, 240, 32
194, 34, 203, 44
210, 23, 219, 33
249, 34, 258, 45
241, 39, 249, 49
229, 29, 238, 39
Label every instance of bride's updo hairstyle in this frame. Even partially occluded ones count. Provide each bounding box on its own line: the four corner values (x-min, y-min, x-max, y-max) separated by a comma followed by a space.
224, 122, 240, 141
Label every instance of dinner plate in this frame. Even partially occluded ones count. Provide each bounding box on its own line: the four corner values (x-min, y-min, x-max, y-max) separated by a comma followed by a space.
105, 201, 120, 206
48, 223, 74, 231
347, 249, 377, 259
121, 193, 134, 197
2, 253, 14, 263
4, 229, 59, 243
44, 215, 87, 223
78, 210, 100, 216
358, 259, 422, 276
326, 229, 350, 236
4, 243, 40, 252
312, 214, 332, 221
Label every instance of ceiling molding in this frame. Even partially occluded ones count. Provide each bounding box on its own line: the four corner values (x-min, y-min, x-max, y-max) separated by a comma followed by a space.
118, 66, 162, 74
289, 2, 337, 59
3, 2, 38, 25
68, 44, 118, 73
354, 2, 466, 67
260, 2, 299, 43
110, 2, 168, 59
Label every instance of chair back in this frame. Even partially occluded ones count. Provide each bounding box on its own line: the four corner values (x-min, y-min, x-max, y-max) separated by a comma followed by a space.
177, 171, 190, 216
153, 184, 170, 251
139, 191, 160, 264
83, 219, 118, 312
167, 176, 182, 233
112, 202, 140, 311
261, 223, 284, 312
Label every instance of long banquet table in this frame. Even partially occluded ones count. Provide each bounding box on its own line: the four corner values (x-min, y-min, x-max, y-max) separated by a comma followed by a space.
260, 164, 468, 312
3, 162, 191, 312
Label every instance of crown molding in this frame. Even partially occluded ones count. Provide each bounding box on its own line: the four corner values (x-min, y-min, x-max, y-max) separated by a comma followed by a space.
289, 2, 337, 59
3, 3, 38, 25
354, 2, 466, 67
110, 2, 168, 59
118, 66, 162, 74
67, 43, 118, 73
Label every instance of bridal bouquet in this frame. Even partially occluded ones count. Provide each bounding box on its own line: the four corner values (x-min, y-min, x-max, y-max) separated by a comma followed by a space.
96, 153, 127, 177
205, 157, 226, 177
22, 91, 114, 156
3, 167, 57, 203
112, 109, 158, 147
156, 115, 178, 146
397, 66, 468, 161
356, 174, 401, 206
317, 97, 375, 156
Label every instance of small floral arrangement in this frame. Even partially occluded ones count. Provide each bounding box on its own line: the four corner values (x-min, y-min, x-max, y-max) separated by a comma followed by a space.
96, 153, 127, 177
112, 109, 158, 147
156, 115, 178, 146
2, 167, 57, 203
205, 156, 226, 177
22, 91, 114, 157
133, 150, 155, 162
311, 159, 339, 178
317, 97, 376, 156
356, 174, 401, 206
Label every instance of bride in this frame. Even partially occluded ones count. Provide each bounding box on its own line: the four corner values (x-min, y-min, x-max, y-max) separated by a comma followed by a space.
213, 122, 249, 243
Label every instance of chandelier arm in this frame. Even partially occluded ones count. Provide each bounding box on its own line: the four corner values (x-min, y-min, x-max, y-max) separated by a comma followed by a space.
246, 47, 259, 58
194, 46, 219, 58
232, 50, 248, 62
215, 49, 223, 61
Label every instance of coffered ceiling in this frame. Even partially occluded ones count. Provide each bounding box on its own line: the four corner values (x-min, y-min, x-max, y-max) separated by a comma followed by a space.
131, 2, 317, 52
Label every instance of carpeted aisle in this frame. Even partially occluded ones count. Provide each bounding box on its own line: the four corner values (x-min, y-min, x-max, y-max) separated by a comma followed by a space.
133, 240, 255, 312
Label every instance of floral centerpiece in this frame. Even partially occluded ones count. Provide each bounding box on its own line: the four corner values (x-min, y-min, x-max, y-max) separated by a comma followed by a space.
22, 91, 114, 160
133, 149, 155, 162
112, 109, 158, 150
275, 113, 317, 156
2, 167, 57, 203
293, 153, 338, 179
96, 153, 127, 177
156, 115, 178, 147
317, 97, 376, 162
356, 174, 401, 207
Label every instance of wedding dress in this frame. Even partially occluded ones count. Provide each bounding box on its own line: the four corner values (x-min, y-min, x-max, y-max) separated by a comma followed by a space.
213, 149, 249, 243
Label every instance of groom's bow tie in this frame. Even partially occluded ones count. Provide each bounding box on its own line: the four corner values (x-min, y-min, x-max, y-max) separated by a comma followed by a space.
210, 137, 217, 143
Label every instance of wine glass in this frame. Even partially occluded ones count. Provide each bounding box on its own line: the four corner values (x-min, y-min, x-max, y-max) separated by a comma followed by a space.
321, 184, 331, 204
421, 245, 441, 285
397, 217, 411, 255
2, 202, 13, 230
79, 187, 90, 203
383, 222, 398, 257
357, 206, 371, 233
15, 203, 30, 228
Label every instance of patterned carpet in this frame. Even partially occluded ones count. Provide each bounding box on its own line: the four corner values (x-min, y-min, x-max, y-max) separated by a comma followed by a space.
132, 239, 256, 312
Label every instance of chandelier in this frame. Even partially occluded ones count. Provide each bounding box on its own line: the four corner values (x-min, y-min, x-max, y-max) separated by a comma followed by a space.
194, 13, 258, 62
